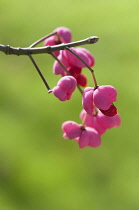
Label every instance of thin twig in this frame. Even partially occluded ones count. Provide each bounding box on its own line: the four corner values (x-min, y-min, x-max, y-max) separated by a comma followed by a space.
29, 32, 61, 48
50, 52, 69, 74
28, 53, 51, 91
0, 36, 99, 56
66, 46, 93, 73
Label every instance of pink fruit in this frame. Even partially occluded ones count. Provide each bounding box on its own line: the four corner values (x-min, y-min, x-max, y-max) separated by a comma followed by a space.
63, 47, 91, 68
44, 26, 72, 56
79, 127, 101, 148
62, 120, 101, 149
76, 47, 95, 67
93, 85, 117, 110
82, 87, 94, 115
62, 121, 81, 139
52, 76, 77, 101
80, 109, 106, 135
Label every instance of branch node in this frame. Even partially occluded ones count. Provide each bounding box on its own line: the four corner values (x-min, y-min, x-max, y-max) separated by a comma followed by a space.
5, 45, 10, 55
47, 46, 52, 54
18, 47, 22, 56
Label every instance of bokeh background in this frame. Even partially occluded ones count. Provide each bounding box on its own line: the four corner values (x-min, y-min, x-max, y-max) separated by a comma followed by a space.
0, 0, 139, 209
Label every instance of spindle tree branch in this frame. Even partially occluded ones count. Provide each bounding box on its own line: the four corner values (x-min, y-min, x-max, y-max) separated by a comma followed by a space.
0, 36, 99, 56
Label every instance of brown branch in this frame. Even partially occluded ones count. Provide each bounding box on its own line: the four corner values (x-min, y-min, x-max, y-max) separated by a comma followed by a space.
0, 36, 99, 56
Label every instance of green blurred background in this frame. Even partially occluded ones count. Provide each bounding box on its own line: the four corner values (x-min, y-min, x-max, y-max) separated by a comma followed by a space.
0, 0, 139, 209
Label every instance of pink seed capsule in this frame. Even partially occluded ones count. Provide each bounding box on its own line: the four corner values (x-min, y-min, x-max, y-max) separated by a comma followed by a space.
79, 127, 101, 149
44, 26, 72, 56
75, 47, 95, 67
52, 76, 77, 101
82, 87, 94, 115
97, 110, 121, 129
63, 47, 90, 68
93, 85, 117, 110
54, 26, 72, 43
80, 109, 106, 135
62, 121, 81, 139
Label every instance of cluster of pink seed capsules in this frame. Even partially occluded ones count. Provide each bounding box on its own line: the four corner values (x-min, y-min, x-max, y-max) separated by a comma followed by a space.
44, 27, 121, 149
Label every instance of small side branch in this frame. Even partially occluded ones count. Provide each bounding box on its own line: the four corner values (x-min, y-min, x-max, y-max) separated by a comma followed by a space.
29, 32, 59, 48
28, 53, 51, 91
0, 36, 99, 56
